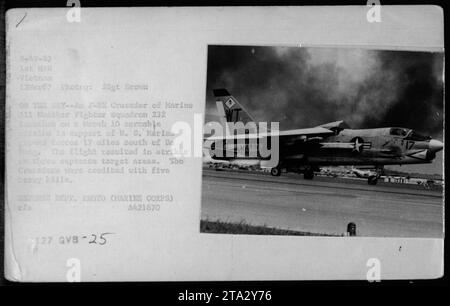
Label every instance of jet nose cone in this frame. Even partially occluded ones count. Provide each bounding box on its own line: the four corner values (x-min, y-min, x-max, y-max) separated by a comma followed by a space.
429, 139, 444, 152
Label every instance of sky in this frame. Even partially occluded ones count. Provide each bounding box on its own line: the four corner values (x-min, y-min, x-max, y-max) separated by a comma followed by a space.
205, 45, 444, 175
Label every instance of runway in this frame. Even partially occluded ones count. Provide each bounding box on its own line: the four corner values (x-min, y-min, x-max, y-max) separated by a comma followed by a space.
201, 168, 444, 237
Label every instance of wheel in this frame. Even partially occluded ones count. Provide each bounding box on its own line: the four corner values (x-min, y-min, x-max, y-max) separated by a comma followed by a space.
368, 176, 378, 185
271, 167, 282, 176
304, 169, 314, 180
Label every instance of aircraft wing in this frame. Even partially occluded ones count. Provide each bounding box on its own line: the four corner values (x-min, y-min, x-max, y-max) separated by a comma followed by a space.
206, 127, 334, 141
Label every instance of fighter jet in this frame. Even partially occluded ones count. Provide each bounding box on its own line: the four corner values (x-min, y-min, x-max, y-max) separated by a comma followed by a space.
204, 89, 444, 185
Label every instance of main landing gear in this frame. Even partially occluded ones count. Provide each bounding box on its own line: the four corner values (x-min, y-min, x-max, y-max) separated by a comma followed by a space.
270, 166, 282, 176
303, 168, 314, 180
367, 167, 384, 185
270, 166, 316, 180
367, 176, 378, 185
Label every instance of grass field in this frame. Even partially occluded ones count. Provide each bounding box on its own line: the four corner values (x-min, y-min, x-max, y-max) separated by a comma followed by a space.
200, 219, 341, 236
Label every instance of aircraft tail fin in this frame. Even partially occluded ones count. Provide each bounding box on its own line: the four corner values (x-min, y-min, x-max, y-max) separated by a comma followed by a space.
213, 89, 256, 134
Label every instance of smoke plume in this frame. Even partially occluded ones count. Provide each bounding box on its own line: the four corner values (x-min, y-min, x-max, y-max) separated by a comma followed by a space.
205, 45, 444, 138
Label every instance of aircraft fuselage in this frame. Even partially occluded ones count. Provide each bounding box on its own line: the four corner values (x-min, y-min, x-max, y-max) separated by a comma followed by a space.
206, 127, 443, 174
284, 127, 439, 167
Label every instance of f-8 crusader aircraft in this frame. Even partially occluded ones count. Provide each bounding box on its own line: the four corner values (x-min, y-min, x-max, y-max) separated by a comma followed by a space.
204, 89, 443, 185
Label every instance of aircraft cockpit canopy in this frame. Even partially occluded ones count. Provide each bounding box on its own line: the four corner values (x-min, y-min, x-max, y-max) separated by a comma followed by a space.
405, 130, 431, 141
390, 127, 430, 141
389, 127, 409, 137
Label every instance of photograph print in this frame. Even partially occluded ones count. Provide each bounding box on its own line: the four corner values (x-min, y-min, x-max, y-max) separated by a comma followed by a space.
200, 45, 444, 238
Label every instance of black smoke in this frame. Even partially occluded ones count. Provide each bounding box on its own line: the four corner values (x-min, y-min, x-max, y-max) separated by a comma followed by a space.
205, 45, 444, 138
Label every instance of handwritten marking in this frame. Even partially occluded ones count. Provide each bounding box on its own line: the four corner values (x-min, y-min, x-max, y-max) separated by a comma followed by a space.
16, 12, 27, 28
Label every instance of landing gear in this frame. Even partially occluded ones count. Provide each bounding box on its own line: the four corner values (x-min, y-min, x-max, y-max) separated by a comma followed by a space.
270, 166, 282, 176
304, 168, 314, 180
270, 164, 316, 179
367, 166, 384, 185
368, 176, 378, 185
